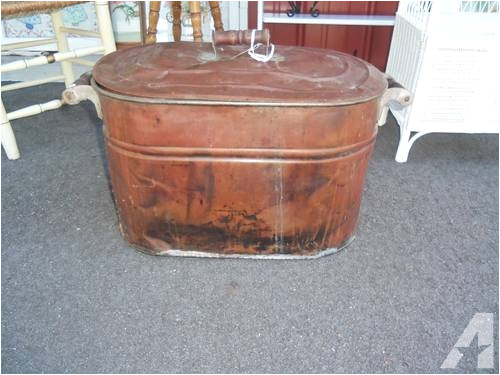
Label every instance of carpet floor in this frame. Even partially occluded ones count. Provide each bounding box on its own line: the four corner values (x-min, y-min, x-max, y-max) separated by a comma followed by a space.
1, 83, 498, 373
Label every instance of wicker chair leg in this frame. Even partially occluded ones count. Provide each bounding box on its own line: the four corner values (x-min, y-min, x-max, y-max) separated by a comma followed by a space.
1, 100, 20, 160
51, 10, 74, 88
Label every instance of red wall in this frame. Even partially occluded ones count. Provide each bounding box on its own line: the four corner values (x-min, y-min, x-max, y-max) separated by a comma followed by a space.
248, 1, 398, 71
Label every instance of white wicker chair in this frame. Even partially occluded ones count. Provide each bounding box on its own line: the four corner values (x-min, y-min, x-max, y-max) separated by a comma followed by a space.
386, 1, 499, 162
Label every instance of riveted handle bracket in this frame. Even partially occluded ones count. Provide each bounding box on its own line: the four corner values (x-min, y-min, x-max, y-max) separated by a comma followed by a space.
378, 75, 413, 126
62, 72, 102, 119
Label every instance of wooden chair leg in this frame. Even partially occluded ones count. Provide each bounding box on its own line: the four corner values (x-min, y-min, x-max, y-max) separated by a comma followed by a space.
209, 1, 224, 31
189, 1, 203, 42
146, 1, 161, 44
95, 1, 116, 54
51, 10, 74, 88
1, 99, 20, 160
172, 1, 182, 42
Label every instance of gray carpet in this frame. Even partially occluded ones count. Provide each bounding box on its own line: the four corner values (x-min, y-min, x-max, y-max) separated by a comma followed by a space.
2, 83, 498, 373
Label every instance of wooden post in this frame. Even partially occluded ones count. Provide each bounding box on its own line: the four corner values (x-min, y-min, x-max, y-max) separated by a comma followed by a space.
139, 1, 147, 44
95, 1, 117, 54
51, 10, 74, 87
189, 2, 203, 42
146, 1, 161, 44
1, 100, 20, 160
209, 1, 224, 31
172, 1, 182, 41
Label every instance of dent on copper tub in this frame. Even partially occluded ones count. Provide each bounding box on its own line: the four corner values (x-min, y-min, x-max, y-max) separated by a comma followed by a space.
64, 30, 412, 259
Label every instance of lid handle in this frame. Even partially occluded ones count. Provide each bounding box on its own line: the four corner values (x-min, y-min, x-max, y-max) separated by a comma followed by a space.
212, 29, 270, 46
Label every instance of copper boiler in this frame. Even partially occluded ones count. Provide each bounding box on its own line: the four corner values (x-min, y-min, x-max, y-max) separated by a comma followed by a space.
66, 31, 411, 258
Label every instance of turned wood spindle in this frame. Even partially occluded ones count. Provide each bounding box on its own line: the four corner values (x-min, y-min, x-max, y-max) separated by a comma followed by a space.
212, 29, 270, 46
172, 1, 182, 42
147, 2, 224, 43
188, 1, 203, 42
145, 0, 161, 44
209, 1, 224, 31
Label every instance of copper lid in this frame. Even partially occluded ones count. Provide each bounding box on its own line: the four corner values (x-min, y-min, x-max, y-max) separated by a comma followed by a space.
93, 42, 387, 106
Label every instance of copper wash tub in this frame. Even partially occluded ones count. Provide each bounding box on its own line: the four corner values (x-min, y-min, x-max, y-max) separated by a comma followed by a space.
66, 31, 411, 259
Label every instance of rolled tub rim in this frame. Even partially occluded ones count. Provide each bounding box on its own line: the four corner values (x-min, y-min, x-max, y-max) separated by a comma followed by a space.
91, 78, 386, 108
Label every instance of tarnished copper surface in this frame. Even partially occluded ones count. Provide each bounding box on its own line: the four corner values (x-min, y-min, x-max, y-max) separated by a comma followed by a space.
99, 91, 379, 257
92, 41, 389, 257
93, 42, 387, 105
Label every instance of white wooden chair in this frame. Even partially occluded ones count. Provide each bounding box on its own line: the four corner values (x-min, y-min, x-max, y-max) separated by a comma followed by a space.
1, 1, 116, 160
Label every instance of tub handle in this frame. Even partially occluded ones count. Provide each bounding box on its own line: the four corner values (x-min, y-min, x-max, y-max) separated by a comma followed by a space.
62, 72, 102, 119
378, 75, 413, 126
213, 29, 270, 46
